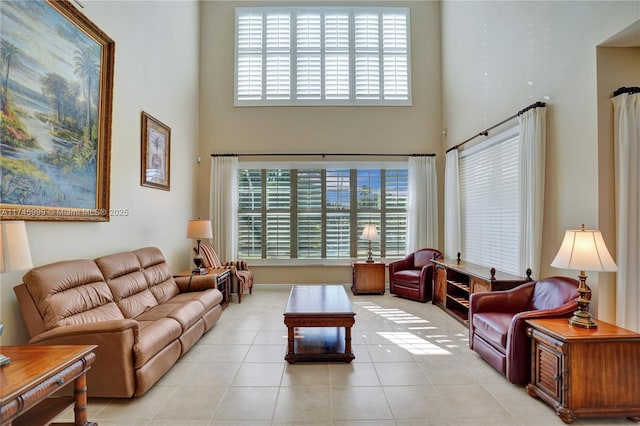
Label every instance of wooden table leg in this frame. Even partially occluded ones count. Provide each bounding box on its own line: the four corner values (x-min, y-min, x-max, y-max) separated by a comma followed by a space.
73, 372, 96, 426
345, 326, 352, 355
286, 326, 295, 361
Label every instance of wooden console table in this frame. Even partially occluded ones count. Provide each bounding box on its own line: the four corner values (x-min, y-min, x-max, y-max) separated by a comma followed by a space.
0, 344, 97, 426
432, 258, 531, 326
526, 318, 640, 423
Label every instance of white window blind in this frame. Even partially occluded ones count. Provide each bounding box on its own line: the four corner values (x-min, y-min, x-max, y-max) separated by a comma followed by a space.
235, 7, 411, 106
459, 127, 521, 275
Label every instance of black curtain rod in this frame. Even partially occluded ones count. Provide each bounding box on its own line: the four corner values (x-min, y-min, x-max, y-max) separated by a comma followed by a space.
211, 152, 436, 158
613, 86, 640, 97
446, 101, 546, 154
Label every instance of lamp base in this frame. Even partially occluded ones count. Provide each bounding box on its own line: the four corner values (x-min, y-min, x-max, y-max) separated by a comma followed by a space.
568, 310, 598, 328
366, 248, 374, 263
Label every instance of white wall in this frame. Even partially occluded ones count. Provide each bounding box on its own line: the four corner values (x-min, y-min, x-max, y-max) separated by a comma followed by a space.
441, 1, 639, 319
596, 45, 640, 323
197, 1, 444, 284
0, 1, 201, 345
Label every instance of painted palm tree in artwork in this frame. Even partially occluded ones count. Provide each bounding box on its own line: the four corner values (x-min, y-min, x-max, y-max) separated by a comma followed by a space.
74, 44, 99, 146
0, 40, 23, 114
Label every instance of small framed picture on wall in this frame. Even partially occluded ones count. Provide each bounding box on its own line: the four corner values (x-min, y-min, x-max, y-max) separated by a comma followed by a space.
141, 111, 170, 191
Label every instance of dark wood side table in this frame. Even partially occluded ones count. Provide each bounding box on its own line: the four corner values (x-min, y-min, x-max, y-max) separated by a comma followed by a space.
526, 318, 640, 424
175, 268, 231, 309
351, 261, 385, 294
283, 285, 356, 363
0, 344, 97, 426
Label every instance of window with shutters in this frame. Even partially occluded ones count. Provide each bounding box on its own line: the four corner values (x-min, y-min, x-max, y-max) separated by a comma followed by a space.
458, 126, 521, 275
235, 7, 411, 106
237, 165, 408, 261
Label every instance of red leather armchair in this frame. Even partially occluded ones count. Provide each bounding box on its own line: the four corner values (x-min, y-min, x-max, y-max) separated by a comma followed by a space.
469, 276, 579, 385
389, 248, 443, 302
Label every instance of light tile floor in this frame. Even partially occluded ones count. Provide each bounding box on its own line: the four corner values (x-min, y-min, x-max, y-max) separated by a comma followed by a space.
62, 286, 633, 425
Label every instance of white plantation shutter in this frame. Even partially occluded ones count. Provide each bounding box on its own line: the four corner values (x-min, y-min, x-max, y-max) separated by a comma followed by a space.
355, 13, 380, 99
296, 13, 321, 100
297, 170, 323, 258
236, 13, 263, 101
383, 13, 409, 100
235, 7, 410, 106
266, 13, 291, 99
459, 128, 521, 275
324, 13, 350, 100
265, 170, 291, 258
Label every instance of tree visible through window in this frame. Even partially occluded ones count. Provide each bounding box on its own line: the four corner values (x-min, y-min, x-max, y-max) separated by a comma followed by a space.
237, 167, 408, 260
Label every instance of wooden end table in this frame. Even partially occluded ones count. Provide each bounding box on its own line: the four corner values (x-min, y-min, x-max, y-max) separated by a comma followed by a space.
351, 261, 385, 295
283, 285, 356, 363
526, 318, 640, 424
0, 344, 97, 426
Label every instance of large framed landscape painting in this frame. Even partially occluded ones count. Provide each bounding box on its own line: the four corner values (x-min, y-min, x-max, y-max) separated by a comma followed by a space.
0, 0, 114, 221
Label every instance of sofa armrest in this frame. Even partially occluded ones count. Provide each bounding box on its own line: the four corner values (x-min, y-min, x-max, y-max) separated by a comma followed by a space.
29, 319, 139, 345
504, 301, 577, 384
470, 282, 535, 315
175, 273, 218, 292
389, 257, 411, 275
225, 260, 249, 271
419, 264, 434, 283
28, 319, 140, 398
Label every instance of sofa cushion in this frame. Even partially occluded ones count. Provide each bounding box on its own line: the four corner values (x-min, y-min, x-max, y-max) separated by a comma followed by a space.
135, 300, 206, 332
392, 269, 421, 284
169, 289, 223, 312
472, 312, 513, 350
134, 318, 183, 368
134, 247, 180, 304
95, 251, 158, 319
23, 259, 124, 331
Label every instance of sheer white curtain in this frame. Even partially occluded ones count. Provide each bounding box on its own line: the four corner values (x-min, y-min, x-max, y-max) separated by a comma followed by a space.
518, 106, 546, 279
613, 92, 640, 332
405, 156, 438, 253
210, 156, 238, 262
444, 149, 461, 260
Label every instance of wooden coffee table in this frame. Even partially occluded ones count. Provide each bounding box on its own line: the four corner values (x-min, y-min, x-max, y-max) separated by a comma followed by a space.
283, 285, 356, 363
0, 345, 97, 426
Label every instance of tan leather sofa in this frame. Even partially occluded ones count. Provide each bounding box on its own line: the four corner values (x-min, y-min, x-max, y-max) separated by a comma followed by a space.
13, 247, 223, 398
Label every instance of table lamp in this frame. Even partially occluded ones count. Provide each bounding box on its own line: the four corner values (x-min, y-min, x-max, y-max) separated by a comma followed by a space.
550, 224, 617, 328
360, 223, 379, 263
1, 221, 34, 366
186, 219, 212, 272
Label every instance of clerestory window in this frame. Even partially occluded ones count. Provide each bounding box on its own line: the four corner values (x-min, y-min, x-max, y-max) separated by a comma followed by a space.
235, 7, 411, 106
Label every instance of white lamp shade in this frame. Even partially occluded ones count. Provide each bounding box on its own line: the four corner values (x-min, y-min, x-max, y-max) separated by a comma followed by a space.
550, 227, 617, 272
0, 221, 33, 273
186, 219, 213, 239
360, 223, 379, 241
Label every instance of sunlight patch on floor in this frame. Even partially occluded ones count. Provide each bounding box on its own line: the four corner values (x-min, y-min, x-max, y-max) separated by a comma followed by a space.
360, 305, 429, 324
377, 331, 451, 355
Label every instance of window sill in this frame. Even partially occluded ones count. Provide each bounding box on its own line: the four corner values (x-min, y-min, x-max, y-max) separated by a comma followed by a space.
245, 258, 397, 267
